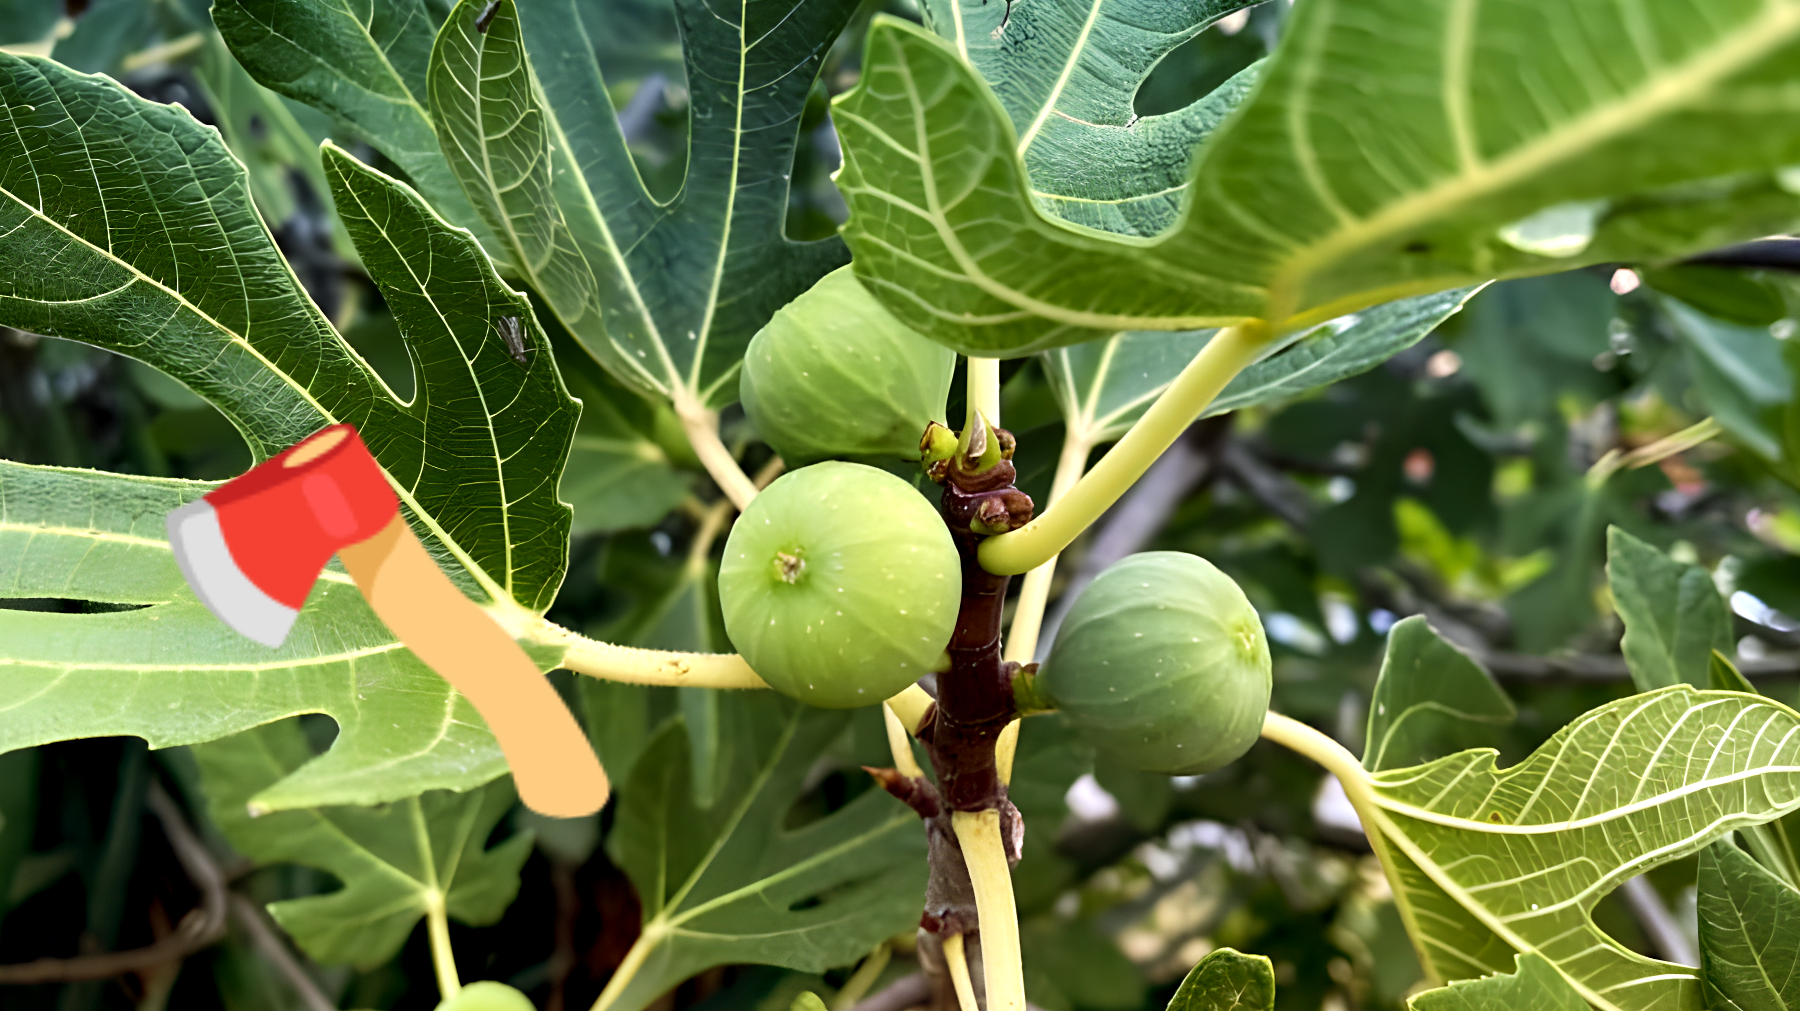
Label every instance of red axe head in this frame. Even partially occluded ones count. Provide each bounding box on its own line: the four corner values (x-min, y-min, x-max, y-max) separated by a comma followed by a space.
167, 425, 397, 646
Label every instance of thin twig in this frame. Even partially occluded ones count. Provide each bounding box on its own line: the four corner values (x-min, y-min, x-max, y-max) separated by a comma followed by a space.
0, 782, 227, 985
227, 895, 338, 1011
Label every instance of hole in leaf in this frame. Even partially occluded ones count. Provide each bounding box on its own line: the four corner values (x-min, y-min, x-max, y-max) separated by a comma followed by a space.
1134, 4, 1273, 119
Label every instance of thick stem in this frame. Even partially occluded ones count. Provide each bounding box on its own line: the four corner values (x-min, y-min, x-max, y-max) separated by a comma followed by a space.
673, 394, 758, 510
951, 811, 1024, 1011
930, 510, 1015, 810
979, 324, 1269, 575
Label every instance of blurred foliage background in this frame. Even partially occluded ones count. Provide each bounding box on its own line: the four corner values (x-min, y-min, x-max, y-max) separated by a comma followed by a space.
3, 0, 1800, 1009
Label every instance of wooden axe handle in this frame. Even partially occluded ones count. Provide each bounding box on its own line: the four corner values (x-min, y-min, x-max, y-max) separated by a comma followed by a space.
338, 515, 608, 817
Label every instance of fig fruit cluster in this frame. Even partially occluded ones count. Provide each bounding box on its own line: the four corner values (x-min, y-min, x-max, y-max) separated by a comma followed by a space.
741, 266, 955, 466
1034, 552, 1271, 775
718, 462, 961, 708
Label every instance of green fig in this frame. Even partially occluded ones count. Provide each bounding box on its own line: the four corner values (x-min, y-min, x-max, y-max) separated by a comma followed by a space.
741, 266, 955, 465
719, 462, 960, 707
435, 981, 535, 1011
1036, 552, 1271, 775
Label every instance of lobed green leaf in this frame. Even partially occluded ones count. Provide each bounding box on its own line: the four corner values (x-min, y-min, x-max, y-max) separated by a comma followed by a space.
1362, 616, 1515, 774
428, 0, 856, 408
193, 719, 532, 968
1607, 527, 1734, 693
834, 3, 1800, 356
1367, 686, 1800, 1010
599, 694, 926, 1011
0, 55, 582, 808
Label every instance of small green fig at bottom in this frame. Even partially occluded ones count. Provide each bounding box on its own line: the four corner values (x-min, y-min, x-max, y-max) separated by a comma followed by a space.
435, 982, 535, 1011
1037, 552, 1271, 775
719, 462, 961, 707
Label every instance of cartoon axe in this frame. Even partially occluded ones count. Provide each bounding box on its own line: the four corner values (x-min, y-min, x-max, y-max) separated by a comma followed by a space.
166, 424, 608, 818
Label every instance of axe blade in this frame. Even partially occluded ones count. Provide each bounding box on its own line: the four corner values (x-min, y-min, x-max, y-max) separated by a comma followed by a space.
166, 498, 299, 648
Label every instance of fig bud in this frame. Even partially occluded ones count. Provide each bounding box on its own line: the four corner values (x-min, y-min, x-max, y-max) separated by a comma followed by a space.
1038, 552, 1271, 775
741, 267, 956, 466
719, 462, 961, 707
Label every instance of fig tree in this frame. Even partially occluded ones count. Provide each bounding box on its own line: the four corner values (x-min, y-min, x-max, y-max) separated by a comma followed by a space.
740, 266, 956, 466
719, 461, 961, 707
1035, 552, 1270, 775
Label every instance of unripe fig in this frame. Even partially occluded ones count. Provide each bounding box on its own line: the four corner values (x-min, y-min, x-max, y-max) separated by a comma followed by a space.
1036, 552, 1270, 775
719, 462, 960, 707
435, 981, 534, 1011
741, 266, 956, 466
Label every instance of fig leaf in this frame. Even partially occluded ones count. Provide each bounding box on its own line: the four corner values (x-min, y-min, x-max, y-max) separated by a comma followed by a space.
1362, 616, 1514, 774
1043, 287, 1479, 448
835, 6, 1800, 355
602, 696, 926, 1011
1165, 947, 1274, 1011
1606, 527, 1734, 693
192, 720, 533, 970
1406, 954, 1586, 1011
213, 0, 506, 261
427, 0, 856, 407
918, 0, 1263, 239
0, 58, 579, 809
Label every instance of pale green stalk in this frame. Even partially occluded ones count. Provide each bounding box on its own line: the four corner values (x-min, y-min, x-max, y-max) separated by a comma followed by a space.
979, 324, 1269, 575
967, 357, 1002, 426
951, 810, 1024, 1011
1259, 713, 1434, 982
942, 933, 980, 1011
1003, 428, 1092, 665
410, 797, 461, 1001
832, 942, 894, 1010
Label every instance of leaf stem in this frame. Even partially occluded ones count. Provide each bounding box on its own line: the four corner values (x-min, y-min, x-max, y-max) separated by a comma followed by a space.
888, 683, 935, 734
410, 795, 461, 1001
832, 942, 893, 1010
673, 395, 758, 510
941, 933, 981, 1011
883, 701, 927, 780
979, 324, 1269, 575
951, 810, 1024, 1011
527, 618, 768, 688
588, 923, 662, 1011
967, 357, 1001, 426
1259, 712, 1432, 972
992, 429, 1092, 786
425, 894, 460, 1002
1002, 429, 1092, 665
